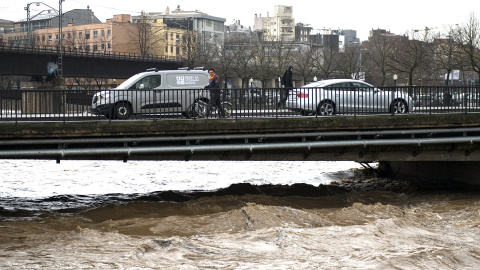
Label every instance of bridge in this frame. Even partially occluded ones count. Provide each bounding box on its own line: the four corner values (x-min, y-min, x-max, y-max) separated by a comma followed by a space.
1, 82, 480, 184
0, 44, 183, 78
1, 112, 480, 184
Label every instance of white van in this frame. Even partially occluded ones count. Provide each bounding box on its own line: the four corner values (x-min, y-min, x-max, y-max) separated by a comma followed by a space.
92, 68, 209, 119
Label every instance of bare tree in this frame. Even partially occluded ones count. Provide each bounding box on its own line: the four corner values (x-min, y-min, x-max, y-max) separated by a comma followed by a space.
426, 25, 466, 87
129, 11, 166, 58
455, 13, 480, 82
270, 38, 296, 82
314, 46, 338, 80
388, 32, 430, 92
251, 39, 277, 88
336, 46, 362, 80
132, 12, 151, 57
363, 34, 397, 86
228, 36, 256, 88
292, 45, 317, 84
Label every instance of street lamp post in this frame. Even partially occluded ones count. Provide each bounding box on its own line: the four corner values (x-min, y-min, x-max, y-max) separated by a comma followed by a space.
392, 74, 398, 116
58, 0, 65, 78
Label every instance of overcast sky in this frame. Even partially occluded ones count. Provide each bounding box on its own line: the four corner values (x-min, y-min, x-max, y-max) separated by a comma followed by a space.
2, 0, 477, 41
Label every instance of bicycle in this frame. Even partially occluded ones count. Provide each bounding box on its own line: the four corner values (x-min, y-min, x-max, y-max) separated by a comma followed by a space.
187, 99, 233, 118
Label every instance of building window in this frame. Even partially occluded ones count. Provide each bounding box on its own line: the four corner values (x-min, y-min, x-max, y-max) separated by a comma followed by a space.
93, 44, 98, 51
73, 32, 76, 39
101, 43, 105, 50
93, 30, 98, 38
107, 29, 111, 36
55, 34, 59, 41
85, 31, 90, 39
107, 43, 111, 49
85, 45, 90, 52
48, 35, 52, 42
101, 29, 105, 37
165, 46, 168, 53
79, 31, 82, 39
214, 21, 223, 32
176, 46, 180, 54
170, 46, 173, 53
170, 33, 173, 40
42, 35, 45, 42
176, 34, 180, 42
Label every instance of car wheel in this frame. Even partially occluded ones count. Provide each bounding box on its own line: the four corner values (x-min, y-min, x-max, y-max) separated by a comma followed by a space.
317, 101, 335, 116
114, 102, 132, 119
391, 100, 408, 114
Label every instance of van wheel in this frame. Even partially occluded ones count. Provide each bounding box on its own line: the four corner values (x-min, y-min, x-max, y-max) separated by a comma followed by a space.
114, 102, 132, 119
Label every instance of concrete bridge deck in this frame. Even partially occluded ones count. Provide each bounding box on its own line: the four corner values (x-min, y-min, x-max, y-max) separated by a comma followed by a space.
2, 113, 480, 184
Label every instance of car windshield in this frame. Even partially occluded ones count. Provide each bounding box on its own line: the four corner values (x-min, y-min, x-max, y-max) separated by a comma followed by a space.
301, 82, 325, 88
115, 73, 147, 89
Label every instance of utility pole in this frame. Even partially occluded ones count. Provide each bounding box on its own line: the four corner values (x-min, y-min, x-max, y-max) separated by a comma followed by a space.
24, 3, 31, 46
58, 0, 65, 78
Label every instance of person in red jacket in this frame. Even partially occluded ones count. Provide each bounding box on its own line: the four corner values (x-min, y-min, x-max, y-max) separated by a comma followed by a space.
204, 68, 225, 118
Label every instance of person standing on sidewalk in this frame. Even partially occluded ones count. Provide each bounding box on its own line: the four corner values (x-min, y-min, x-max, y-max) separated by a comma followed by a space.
204, 68, 225, 118
278, 65, 293, 108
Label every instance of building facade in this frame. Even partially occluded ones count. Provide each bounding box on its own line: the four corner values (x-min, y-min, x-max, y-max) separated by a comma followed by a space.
5, 9, 101, 46
254, 5, 295, 41
132, 6, 226, 60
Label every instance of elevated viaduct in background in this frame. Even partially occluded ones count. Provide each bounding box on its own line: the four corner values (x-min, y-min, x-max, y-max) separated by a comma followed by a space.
0, 45, 184, 79
1, 114, 480, 185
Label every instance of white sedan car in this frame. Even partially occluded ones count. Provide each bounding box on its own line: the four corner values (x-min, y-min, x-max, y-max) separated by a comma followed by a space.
286, 79, 413, 115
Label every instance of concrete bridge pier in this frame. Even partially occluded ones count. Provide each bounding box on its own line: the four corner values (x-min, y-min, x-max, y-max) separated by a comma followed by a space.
378, 161, 480, 186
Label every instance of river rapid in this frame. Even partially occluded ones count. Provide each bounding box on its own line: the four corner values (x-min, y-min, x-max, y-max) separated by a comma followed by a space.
1, 160, 480, 269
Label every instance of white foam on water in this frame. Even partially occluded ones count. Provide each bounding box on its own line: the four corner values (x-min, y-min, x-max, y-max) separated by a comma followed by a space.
0, 160, 361, 198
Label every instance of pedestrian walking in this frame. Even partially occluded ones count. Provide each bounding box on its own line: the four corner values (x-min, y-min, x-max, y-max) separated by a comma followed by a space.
278, 65, 293, 108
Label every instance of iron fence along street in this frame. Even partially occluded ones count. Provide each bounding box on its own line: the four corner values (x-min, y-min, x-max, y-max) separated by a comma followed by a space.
0, 85, 479, 122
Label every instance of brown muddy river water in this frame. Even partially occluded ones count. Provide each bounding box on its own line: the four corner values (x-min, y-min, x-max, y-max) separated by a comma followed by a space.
1, 160, 480, 269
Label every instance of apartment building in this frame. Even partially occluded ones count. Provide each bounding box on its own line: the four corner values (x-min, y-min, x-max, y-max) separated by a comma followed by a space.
132, 6, 226, 59
33, 14, 139, 54
254, 5, 295, 41
4, 9, 101, 46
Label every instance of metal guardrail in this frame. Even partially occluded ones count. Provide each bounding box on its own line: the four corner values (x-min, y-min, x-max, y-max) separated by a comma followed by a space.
0, 85, 479, 122
2, 126, 480, 161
